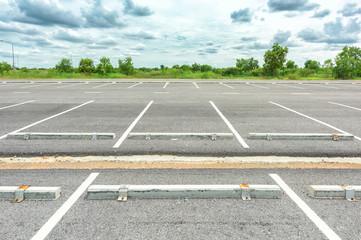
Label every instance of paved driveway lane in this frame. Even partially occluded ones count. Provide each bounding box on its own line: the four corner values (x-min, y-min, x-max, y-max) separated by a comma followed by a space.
46, 169, 327, 240
276, 169, 361, 240
0, 170, 92, 240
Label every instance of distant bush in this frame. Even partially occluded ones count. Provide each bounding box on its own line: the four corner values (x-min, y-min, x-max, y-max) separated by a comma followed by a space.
0, 61, 12, 74
333, 46, 361, 79
118, 57, 134, 75
222, 67, 240, 76
299, 68, 316, 77
250, 68, 263, 77
55, 58, 73, 73
78, 58, 95, 74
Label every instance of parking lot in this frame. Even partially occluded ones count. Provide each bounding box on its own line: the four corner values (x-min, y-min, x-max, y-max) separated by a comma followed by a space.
1, 168, 360, 240
0, 80, 360, 157
0, 80, 360, 239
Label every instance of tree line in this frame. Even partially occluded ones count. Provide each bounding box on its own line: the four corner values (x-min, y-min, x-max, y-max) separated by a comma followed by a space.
1, 44, 360, 79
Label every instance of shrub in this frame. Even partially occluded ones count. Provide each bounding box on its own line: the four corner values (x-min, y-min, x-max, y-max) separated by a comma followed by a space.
55, 58, 73, 73
78, 58, 95, 74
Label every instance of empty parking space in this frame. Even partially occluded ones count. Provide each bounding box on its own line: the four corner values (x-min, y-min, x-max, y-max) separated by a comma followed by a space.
0, 80, 359, 157
0, 170, 93, 240
2, 169, 358, 239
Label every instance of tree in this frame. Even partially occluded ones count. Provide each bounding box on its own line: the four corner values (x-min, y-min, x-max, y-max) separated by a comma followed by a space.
0, 61, 12, 74
180, 64, 191, 71
333, 46, 361, 79
118, 57, 135, 75
323, 59, 334, 69
78, 58, 95, 74
236, 57, 259, 72
286, 60, 298, 69
304, 60, 321, 70
55, 58, 73, 73
96, 57, 113, 74
263, 43, 288, 76
191, 63, 201, 72
200, 64, 212, 72
172, 64, 180, 69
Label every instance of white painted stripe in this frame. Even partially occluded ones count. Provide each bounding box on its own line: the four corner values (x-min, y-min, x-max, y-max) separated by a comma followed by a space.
222, 92, 239, 95
21, 83, 59, 89
0, 100, 34, 110
328, 102, 361, 112
291, 93, 310, 95
209, 101, 249, 148
153, 92, 170, 94
269, 101, 361, 141
0, 83, 30, 88
92, 83, 115, 89
13, 92, 30, 94
31, 173, 99, 240
128, 82, 143, 88
57, 83, 85, 89
113, 101, 154, 148
313, 84, 339, 89
163, 82, 169, 89
278, 84, 304, 89
84, 92, 101, 94
270, 174, 341, 240
193, 82, 199, 89
220, 83, 234, 89
0, 100, 94, 140
248, 83, 269, 89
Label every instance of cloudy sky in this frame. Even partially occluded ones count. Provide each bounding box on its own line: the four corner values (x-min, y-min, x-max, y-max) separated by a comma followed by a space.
0, 0, 361, 68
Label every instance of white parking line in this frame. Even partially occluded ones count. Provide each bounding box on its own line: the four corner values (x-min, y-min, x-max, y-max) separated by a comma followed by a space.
222, 92, 239, 95
291, 93, 310, 95
209, 101, 249, 149
128, 82, 143, 88
0, 100, 35, 110
21, 83, 59, 89
277, 84, 304, 89
0, 83, 30, 88
328, 102, 361, 112
269, 101, 361, 141
113, 100, 154, 148
57, 83, 85, 89
92, 83, 115, 89
220, 83, 234, 89
13, 92, 30, 94
31, 173, 99, 240
154, 92, 170, 94
193, 82, 199, 89
0, 100, 94, 140
84, 92, 101, 94
163, 82, 169, 89
312, 84, 339, 89
270, 174, 341, 240
247, 83, 269, 89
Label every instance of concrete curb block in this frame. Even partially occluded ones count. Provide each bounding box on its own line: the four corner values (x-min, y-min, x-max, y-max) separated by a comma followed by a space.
7, 132, 115, 140
309, 185, 361, 199
128, 133, 234, 140
248, 133, 354, 140
0, 186, 61, 200
86, 185, 281, 200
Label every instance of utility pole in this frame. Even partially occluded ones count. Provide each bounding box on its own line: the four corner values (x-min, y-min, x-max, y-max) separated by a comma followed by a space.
0, 40, 15, 70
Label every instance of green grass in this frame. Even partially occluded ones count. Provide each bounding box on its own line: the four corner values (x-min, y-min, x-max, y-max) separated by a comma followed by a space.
1, 69, 360, 80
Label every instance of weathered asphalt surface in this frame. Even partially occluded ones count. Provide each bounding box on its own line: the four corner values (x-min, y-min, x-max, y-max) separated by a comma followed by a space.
1, 169, 361, 240
0, 80, 360, 157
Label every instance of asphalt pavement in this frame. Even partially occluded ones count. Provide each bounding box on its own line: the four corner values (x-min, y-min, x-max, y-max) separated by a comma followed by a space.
1, 168, 360, 240
0, 80, 360, 157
